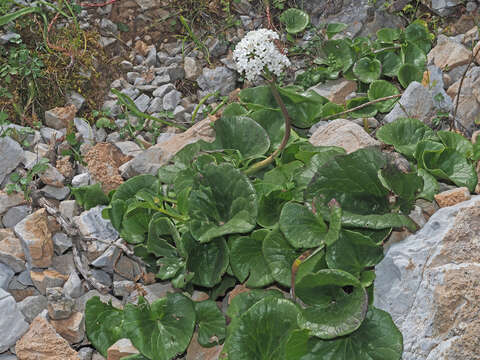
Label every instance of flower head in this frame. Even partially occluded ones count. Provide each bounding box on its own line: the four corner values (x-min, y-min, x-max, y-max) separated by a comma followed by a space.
233, 28, 290, 82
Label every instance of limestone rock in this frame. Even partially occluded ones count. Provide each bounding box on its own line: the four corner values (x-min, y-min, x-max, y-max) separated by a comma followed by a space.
197, 66, 237, 97
309, 119, 380, 153
434, 187, 471, 208
0, 228, 26, 273
14, 209, 54, 268
308, 79, 357, 104
106, 338, 139, 360
0, 262, 14, 289
75, 290, 123, 313
63, 272, 84, 299
2, 205, 31, 228
18, 295, 48, 323
40, 164, 66, 188
44, 104, 77, 130
31, 269, 68, 295
47, 287, 74, 320
0, 137, 24, 185
0, 190, 25, 215
15, 313, 80, 360
0, 288, 29, 352
50, 311, 85, 344
375, 196, 480, 360
120, 117, 216, 178
384, 81, 436, 124
427, 35, 471, 71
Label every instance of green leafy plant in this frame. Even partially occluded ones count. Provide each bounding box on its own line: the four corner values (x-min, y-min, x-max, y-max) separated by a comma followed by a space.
5, 157, 49, 199
61, 132, 85, 166
280, 8, 309, 34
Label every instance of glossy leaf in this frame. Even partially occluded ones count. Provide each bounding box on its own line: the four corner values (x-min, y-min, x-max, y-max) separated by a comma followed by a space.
85, 297, 124, 357
285, 307, 403, 360
225, 296, 300, 360
397, 64, 423, 88
249, 109, 285, 151
188, 163, 257, 243
279, 202, 328, 249
437, 130, 473, 158
417, 168, 439, 201
226, 289, 284, 319
229, 234, 274, 287
194, 300, 226, 347
112, 174, 158, 201
367, 80, 399, 113
376, 117, 435, 158
296, 269, 368, 339
326, 230, 384, 275
353, 57, 382, 83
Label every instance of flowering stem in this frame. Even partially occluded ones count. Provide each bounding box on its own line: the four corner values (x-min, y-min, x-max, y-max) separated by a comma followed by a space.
244, 79, 291, 176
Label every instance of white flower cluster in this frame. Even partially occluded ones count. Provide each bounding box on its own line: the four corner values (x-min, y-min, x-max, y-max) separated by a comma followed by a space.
233, 29, 290, 82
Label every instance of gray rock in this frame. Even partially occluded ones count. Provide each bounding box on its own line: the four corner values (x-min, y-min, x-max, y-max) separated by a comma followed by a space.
163, 90, 182, 111
98, 36, 116, 48
22, 151, 41, 170
40, 185, 70, 200
147, 97, 164, 114
78, 347, 94, 360
17, 270, 33, 286
133, 77, 145, 86
431, 0, 462, 16
90, 269, 112, 287
74, 206, 119, 248
0, 288, 29, 352
40, 127, 64, 143
197, 66, 237, 96
18, 295, 48, 323
63, 271, 84, 299
0, 229, 26, 273
156, 132, 175, 145
466, 1, 477, 12
2, 205, 31, 228
151, 74, 170, 86
114, 255, 142, 281
173, 105, 187, 121
51, 253, 76, 276
91, 245, 121, 270
375, 195, 480, 360
384, 81, 436, 124
67, 91, 86, 110
46, 287, 74, 320
0, 353, 17, 360
95, 128, 107, 143
0, 262, 14, 289
133, 0, 156, 10
74, 117, 95, 145
120, 60, 133, 71
206, 38, 228, 58
102, 100, 122, 117
0, 137, 24, 185
145, 46, 157, 67
59, 200, 80, 222
99, 18, 118, 34
113, 280, 136, 298
184, 56, 200, 80
127, 282, 175, 304
53, 232, 72, 255
114, 141, 142, 157
134, 94, 151, 113
40, 164, 65, 188
126, 72, 140, 84
428, 66, 452, 115
152, 83, 175, 98
72, 173, 90, 187
120, 86, 140, 101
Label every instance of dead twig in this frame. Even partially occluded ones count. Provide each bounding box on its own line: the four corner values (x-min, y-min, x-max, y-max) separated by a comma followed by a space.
452, 42, 480, 130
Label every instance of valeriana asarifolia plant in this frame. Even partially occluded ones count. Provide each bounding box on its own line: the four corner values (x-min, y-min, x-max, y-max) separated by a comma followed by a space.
233, 29, 292, 175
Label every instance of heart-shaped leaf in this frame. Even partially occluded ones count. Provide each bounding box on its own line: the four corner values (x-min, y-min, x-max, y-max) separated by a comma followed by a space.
225, 296, 300, 360
123, 294, 196, 360
285, 307, 403, 360
353, 57, 382, 83
296, 269, 368, 339
188, 162, 257, 243
194, 300, 226, 347
279, 202, 328, 249
367, 80, 399, 113
85, 297, 124, 357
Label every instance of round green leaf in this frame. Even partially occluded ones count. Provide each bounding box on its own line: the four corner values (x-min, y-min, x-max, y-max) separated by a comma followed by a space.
322, 39, 355, 73
397, 63, 423, 88
123, 293, 196, 360
285, 307, 403, 360
225, 296, 300, 360
206, 116, 270, 157
376, 28, 400, 43
194, 300, 226, 347
353, 57, 381, 83
185, 234, 229, 288
222, 103, 247, 117
346, 97, 378, 118
405, 21, 431, 54
263, 228, 302, 287
379, 51, 402, 77
280, 8, 309, 34
326, 22, 348, 39
229, 234, 274, 288
326, 230, 384, 275
295, 269, 368, 339
226, 289, 284, 319
367, 80, 399, 113
249, 109, 285, 151
279, 202, 327, 249
85, 297, 124, 357
188, 163, 258, 243
257, 189, 292, 228
402, 41, 427, 69
112, 174, 158, 201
